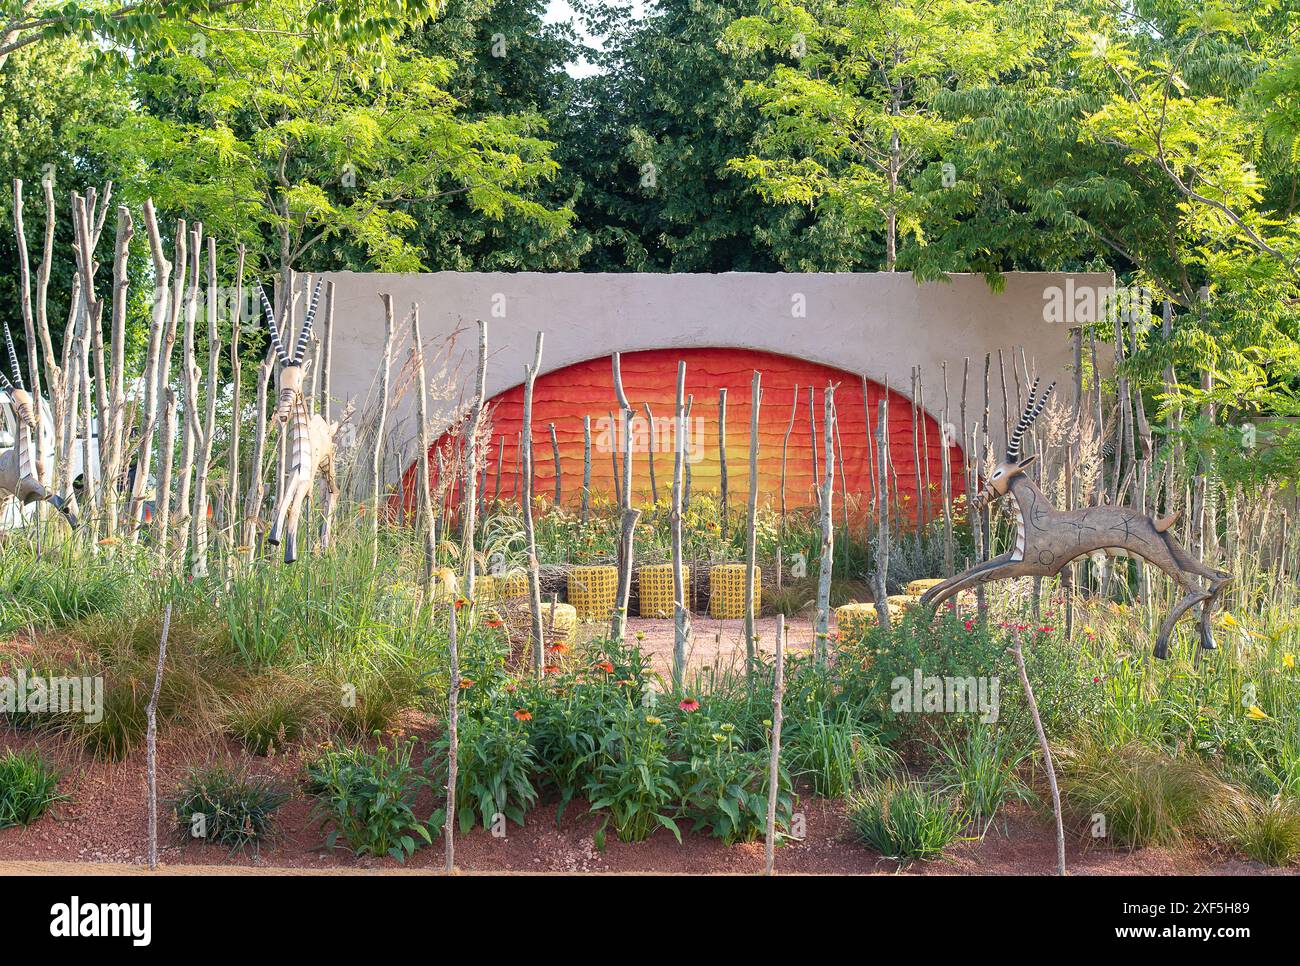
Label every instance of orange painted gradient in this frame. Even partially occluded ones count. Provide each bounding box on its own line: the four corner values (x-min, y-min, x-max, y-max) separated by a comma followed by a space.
402, 348, 962, 520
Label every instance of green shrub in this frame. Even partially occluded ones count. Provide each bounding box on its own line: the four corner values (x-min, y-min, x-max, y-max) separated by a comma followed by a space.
430, 710, 539, 833
172, 766, 288, 852
585, 706, 681, 844
1215, 793, 1300, 867
785, 703, 896, 798
223, 673, 319, 755
678, 718, 796, 844
934, 726, 1032, 833
307, 738, 434, 862
1056, 738, 1233, 848
848, 779, 968, 861
0, 748, 66, 828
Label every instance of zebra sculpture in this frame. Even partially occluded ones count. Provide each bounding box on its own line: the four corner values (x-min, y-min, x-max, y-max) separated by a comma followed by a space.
259, 282, 339, 563
920, 378, 1230, 658
0, 324, 76, 527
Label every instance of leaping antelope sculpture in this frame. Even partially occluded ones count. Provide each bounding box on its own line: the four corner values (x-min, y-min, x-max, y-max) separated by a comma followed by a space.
260, 282, 339, 563
0, 324, 76, 527
920, 378, 1230, 659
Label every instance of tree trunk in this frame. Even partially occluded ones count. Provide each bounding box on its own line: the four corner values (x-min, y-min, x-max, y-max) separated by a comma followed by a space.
462, 320, 488, 598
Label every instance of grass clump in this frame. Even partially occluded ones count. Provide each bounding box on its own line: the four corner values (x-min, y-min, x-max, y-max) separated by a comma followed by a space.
172, 766, 288, 853
1056, 737, 1233, 848
223, 672, 320, 755
1214, 793, 1300, 867
848, 778, 967, 861
934, 726, 1033, 834
0, 748, 66, 828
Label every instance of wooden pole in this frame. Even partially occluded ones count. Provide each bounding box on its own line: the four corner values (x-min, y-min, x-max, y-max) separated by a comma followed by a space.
718, 387, 729, 541
643, 402, 658, 504
412, 305, 436, 597
522, 333, 546, 674
744, 371, 762, 676
372, 294, 395, 568
581, 415, 591, 523
611, 352, 638, 640
814, 385, 836, 661
671, 361, 691, 688
763, 612, 786, 877
778, 385, 798, 592
462, 320, 488, 598
444, 600, 459, 873
872, 399, 892, 631
549, 423, 561, 505
146, 602, 172, 871
1011, 634, 1065, 876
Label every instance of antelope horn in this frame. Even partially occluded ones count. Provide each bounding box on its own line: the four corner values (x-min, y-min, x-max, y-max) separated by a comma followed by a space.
259, 285, 291, 367
0, 368, 13, 392
1008, 379, 1055, 460
292, 278, 323, 365
3, 322, 23, 391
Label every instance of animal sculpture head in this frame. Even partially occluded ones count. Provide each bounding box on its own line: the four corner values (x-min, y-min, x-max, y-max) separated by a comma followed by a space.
259, 281, 323, 426
973, 377, 1055, 511
0, 323, 34, 429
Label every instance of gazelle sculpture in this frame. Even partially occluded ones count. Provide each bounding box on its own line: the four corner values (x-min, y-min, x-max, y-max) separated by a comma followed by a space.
260, 282, 339, 563
920, 378, 1230, 659
0, 324, 76, 527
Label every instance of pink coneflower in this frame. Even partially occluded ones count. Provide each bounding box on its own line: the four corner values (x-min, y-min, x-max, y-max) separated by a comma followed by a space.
679, 697, 700, 713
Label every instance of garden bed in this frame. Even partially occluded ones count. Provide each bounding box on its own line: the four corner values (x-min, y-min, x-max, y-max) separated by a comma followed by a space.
0, 724, 1284, 876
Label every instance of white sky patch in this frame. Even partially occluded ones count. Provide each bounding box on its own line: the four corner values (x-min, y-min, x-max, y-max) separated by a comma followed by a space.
543, 0, 648, 78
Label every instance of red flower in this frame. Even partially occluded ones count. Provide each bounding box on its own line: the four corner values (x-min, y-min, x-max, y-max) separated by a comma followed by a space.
485, 618, 504, 629
679, 698, 700, 713
513, 709, 532, 721
458, 678, 475, 689
544, 665, 560, 675
964, 619, 974, 631
547, 642, 570, 654
594, 660, 615, 674
454, 597, 468, 611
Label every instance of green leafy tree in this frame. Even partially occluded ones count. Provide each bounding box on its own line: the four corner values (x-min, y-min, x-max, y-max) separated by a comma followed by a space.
723, 0, 1038, 272
93, 0, 573, 277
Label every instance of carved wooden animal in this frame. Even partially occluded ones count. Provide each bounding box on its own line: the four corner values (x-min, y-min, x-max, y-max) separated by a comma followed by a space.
921, 378, 1229, 658
0, 324, 76, 527
259, 283, 339, 563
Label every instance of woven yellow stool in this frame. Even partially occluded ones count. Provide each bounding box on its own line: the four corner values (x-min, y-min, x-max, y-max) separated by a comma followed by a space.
638, 564, 686, 619
887, 594, 925, 612
541, 603, 577, 645
567, 565, 618, 620
906, 578, 945, 596
505, 570, 529, 598
709, 564, 760, 619
836, 603, 884, 642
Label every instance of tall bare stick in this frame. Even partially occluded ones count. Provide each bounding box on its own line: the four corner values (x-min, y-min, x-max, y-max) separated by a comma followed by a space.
611, 352, 637, 640
744, 370, 762, 676
146, 601, 172, 871
763, 613, 786, 876
462, 320, 488, 597
444, 600, 460, 873
522, 333, 546, 674
371, 294, 395, 568
718, 387, 729, 540
671, 361, 691, 688
814, 385, 836, 661
412, 305, 436, 596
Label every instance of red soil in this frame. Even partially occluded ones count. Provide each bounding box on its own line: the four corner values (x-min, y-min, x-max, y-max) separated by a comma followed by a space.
1, 723, 1287, 876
